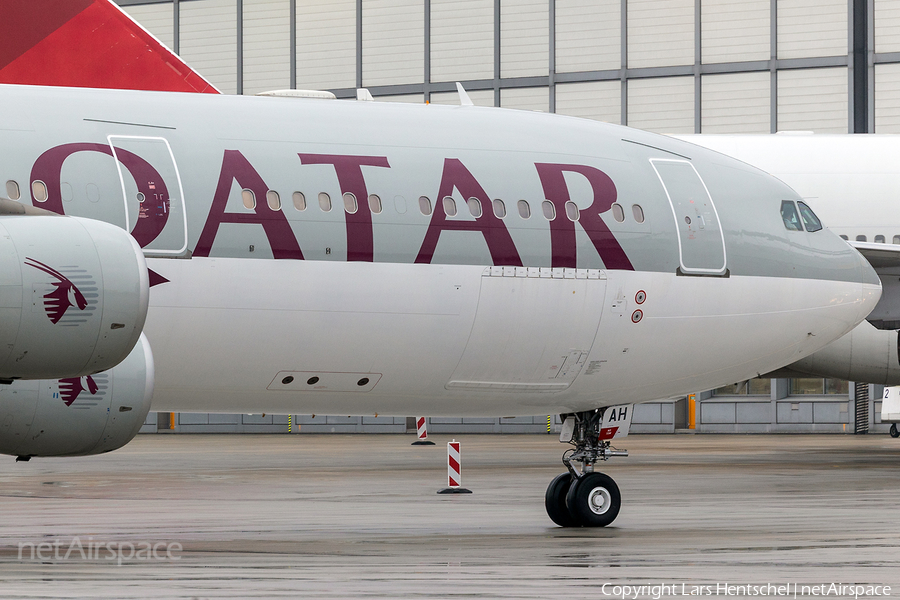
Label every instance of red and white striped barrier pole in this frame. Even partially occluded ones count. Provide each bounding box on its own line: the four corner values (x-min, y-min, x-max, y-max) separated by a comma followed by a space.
411, 416, 435, 445
437, 439, 472, 494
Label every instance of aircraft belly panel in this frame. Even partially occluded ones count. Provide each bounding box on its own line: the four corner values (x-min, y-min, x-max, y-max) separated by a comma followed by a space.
143, 257, 483, 404
447, 267, 606, 391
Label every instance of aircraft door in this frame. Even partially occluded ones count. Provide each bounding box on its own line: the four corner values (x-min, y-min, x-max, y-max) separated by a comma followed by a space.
108, 136, 188, 257
447, 268, 606, 392
651, 159, 727, 275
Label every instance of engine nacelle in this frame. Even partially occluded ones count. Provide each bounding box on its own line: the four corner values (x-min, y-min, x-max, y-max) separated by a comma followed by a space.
772, 321, 900, 385
0, 333, 154, 458
0, 215, 149, 380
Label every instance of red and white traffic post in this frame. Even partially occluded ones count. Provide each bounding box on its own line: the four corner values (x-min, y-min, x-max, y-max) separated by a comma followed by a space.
411, 416, 435, 445
437, 439, 472, 494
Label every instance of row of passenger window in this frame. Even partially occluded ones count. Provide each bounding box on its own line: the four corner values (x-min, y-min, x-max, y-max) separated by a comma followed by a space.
843, 234, 900, 244
245, 187, 648, 225
9, 178, 649, 226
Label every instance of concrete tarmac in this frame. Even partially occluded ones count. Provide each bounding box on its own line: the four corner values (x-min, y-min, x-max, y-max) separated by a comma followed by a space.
0, 433, 898, 599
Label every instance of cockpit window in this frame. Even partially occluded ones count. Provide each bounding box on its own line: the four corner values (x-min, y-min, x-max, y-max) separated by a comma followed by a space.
780, 201, 803, 231
797, 201, 823, 232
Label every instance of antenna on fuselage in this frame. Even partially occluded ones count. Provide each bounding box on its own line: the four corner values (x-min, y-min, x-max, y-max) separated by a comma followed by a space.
456, 82, 474, 107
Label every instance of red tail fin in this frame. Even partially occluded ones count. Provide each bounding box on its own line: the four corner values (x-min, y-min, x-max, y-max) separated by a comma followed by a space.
0, 0, 218, 93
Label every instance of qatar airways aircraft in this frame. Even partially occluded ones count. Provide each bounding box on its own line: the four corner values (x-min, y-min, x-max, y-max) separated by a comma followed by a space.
0, 1, 882, 528
681, 134, 900, 389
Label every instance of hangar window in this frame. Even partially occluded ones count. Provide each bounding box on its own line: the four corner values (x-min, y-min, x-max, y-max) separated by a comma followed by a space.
856, 235, 867, 242
565, 201, 579, 221
542, 200, 556, 220
517, 200, 531, 219
492, 199, 506, 218
442, 196, 457, 216
32, 180, 48, 203
241, 188, 256, 210
632, 204, 645, 223
790, 378, 848, 395
266, 190, 281, 211
368, 194, 382, 214
343, 192, 358, 214
875, 235, 886, 243
318, 192, 332, 212
418, 196, 432, 216
714, 378, 771, 396
797, 201, 822, 232
467, 197, 482, 218
611, 203, 625, 223
6, 180, 20, 200
780, 201, 802, 231
292, 191, 307, 211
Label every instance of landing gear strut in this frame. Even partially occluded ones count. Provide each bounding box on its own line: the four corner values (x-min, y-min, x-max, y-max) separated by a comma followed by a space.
545, 408, 628, 527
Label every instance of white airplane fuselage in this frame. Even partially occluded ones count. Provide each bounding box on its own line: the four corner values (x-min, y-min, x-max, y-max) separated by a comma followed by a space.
677, 134, 900, 243
0, 86, 880, 416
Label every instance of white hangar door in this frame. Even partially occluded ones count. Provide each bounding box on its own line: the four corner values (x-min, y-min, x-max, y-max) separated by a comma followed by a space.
651, 159, 727, 276
446, 267, 606, 392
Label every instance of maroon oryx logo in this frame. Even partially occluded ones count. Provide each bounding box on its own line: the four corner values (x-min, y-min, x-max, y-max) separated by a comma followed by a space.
25, 257, 88, 324
58, 376, 99, 407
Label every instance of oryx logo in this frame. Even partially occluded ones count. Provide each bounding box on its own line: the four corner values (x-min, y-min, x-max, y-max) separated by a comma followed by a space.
25, 258, 96, 325
58, 374, 108, 408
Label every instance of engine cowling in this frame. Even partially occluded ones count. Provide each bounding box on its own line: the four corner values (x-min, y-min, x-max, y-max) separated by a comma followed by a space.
770, 321, 900, 385
0, 333, 154, 458
0, 215, 149, 380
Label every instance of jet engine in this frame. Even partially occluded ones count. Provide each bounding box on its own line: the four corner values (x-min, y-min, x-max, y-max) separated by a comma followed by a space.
0, 333, 154, 458
0, 214, 149, 380
770, 322, 900, 385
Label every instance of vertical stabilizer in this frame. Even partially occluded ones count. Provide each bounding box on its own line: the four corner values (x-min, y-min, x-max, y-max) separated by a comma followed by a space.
0, 0, 219, 93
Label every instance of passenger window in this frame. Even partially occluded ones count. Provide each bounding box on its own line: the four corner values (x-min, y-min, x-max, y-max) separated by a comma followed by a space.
611, 203, 625, 223
266, 190, 281, 211
318, 192, 332, 212
894, 235, 900, 244
565, 201, 579, 221
467, 197, 482, 218
418, 196, 432, 216
780, 201, 802, 231
517, 200, 531, 219
856, 235, 867, 242
368, 194, 382, 214
875, 235, 886, 243
241, 189, 256, 210
442, 196, 457, 217
32, 180, 48, 203
840, 235, 849, 240
493, 199, 506, 218
542, 200, 556, 220
343, 192, 358, 214
292, 191, 307, 211
5, 180, 20, 200
796, 201, 822, 232
632, 204, 645, 223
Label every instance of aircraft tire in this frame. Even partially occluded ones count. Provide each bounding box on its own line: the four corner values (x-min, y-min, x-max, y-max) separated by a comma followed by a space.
565, 472, 621, 527
891, 423, 899, 438
545, 472, 578, 527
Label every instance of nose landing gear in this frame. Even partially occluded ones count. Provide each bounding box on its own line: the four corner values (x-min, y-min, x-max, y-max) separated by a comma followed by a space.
545, 408, 628, 527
